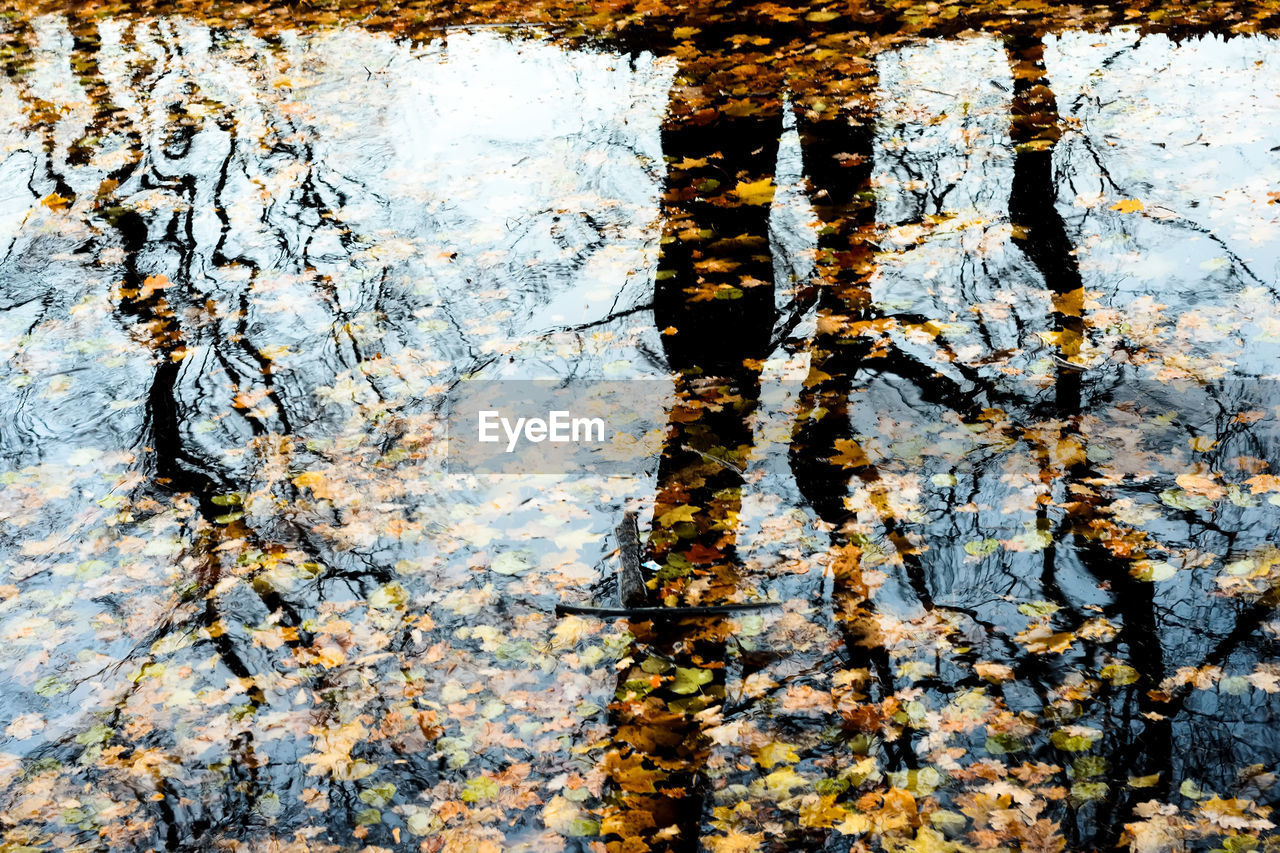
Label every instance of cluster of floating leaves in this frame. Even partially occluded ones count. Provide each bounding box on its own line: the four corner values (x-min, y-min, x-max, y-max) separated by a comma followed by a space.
1, 1, 1280, 852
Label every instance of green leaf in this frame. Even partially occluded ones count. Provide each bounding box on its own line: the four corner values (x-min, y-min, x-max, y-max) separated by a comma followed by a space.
984, 733, 1026, 754
567, 819, 600, 837
1070, 781, 1108, 803
1101, 664, 1140, 686
670, 666, 713, 695
1072, 755, 1108, 778
461, 776, 499, 803
34, 676, 71, 698
1051, 727, 1102, 752
640, 656, 670, 674
1160, 488, 1213, 511
359, 782, 396, 808
255, 793, 283, 818
1009, 527, 1053, 552
964, 538, 999, 558
491, 551, 534, 576
1220, 675, 1251, 696
74, 723, 113, 746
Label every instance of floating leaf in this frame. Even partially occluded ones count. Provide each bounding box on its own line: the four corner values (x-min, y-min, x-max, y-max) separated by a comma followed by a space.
461, 777, 499, 803
670, 666, 713, 695
732, 177, 775, 206
1109, 198, 1145, 213
756, 741, 799, 769
1132, 560, 1176, 582
34, 676, 71, 698
1051, 726, 1103, 752
1102, 663, 1141, 686
964, 538, 999, 558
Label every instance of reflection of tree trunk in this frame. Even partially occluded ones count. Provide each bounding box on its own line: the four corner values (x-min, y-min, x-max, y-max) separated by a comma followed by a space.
1005, 33, 1172, 849
1006, 32, 1084, 414
1007, 33, 1085, 634
45, 23, 347, 843
598, 85, 782, 851
786, 70, 922, 779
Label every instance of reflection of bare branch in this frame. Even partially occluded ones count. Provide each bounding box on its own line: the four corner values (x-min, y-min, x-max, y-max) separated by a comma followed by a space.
1068, 132, 1274, 296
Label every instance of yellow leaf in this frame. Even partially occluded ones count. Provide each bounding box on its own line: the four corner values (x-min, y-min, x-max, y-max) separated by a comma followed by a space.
1131, 560, 1177, 582
1102, 663, 1141, 685
706, 829, 764, 853
763, 766, 807, 797
829, 439, 869, 469
802, 368, 833, 388
974, 662, 1015, 683
1175, 472, 1224, 500
1109, 198, 1145, 213
259, 344, 292, 361
834, 812, 871, 835
551, 615, 593, 651
798, 794, 848, 829
732, 177, 775, 206
657, 505, 699, 528
41, 192, 70, 212
294, 470, 340, 501
755, 741, 799, 770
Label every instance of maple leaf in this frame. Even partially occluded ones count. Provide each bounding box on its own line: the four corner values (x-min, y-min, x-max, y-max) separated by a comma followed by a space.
706, 829, 765, 853
763, 766, 807, 798
829, 439, 870, 468
657, 505, 700, 527
731, 177, 775, 206
1248, 665, 1280, 693
1017, 623, 1076, 654
754, 741, 799, 769
974, 662, 1014, 683
1109, 198, 1145, 213
602, 751, 662, 794
1246, 474, 1280, 494
293, 470, 342, 501
542, 795, 597, 837
41, 192, 70, 212
300, 721, 376, 780
138, 274, 173, 301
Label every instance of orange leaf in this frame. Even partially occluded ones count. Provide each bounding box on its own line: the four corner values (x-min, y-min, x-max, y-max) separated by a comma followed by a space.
1109, 198, 1144, 213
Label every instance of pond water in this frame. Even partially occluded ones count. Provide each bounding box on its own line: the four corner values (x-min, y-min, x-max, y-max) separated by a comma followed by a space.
2, 6, 1280, 852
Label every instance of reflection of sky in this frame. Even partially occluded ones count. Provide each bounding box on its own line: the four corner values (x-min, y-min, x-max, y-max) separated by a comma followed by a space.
5, 27, 1280, 390
3, 18, 1280, 611
870, 33, 1280, 384
1051, 30, 1280, 377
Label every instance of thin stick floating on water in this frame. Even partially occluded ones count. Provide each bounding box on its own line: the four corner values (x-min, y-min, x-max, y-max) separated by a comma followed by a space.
555, 602, 780, 618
